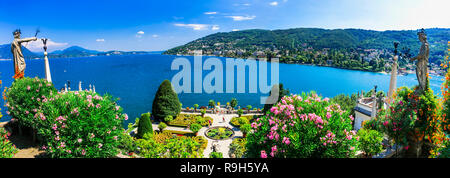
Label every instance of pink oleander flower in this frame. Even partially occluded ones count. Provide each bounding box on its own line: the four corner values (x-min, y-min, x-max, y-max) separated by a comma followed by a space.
326, 112, 331, 119
27, 86, 31, 91
260, 150, 267, 158
98, 143, 103, 148
78, 138, 82, 143
115, 106, 120, 111
81, 149, 86, 155
282, 137, 291, 145
271, 145, 277, 156
96, 104, 101, 109
124, 114, 128, 120
113, 136, 118, 140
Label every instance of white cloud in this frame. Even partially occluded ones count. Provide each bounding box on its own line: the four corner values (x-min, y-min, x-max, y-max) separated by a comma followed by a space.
233, 3, 251, 6
26, 39, 68, 52
136, 31, 145, 38
270, 1, 278, 6
152, 34, 159, 38
96, 39, 105, 42
174, 23, 210, 30
212, 25, 220, 31
232, 29, 240, 32
226, 15, 256, 21
204, 12, 217, 15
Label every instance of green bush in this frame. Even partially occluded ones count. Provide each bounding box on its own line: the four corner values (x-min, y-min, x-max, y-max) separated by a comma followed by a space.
357, 129, 384, 157
36, 91, 126, 158
167, 114, 212, 127
190, 123, 202, 134
158, 122, 167, 132
164, 115, 173, 122
0, 127, 18, 158
152, 80, 181, 121
230, 117, 250, 127
4, 77, 57, 129
208, 100, 215, 108
237, 109, 243, 117
209, 151, 223, 158
230, 98, 238, 109
137, 113, 153, 139
118, 130, 137, 155
135, 135, 204, 158
229, 138, 247, 158
240, 123, 251, 134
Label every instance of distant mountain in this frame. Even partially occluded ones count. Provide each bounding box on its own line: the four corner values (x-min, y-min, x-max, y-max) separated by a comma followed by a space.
0, 44, 38, 59
164, 28, 450, 63
49, 46, 100, 57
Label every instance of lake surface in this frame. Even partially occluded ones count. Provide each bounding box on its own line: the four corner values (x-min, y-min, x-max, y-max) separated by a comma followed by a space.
0, 54, 444, 126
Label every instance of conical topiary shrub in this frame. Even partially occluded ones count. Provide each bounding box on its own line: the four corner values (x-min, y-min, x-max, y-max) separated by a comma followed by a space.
137, 113, 153, 139
152, 80, 181, 121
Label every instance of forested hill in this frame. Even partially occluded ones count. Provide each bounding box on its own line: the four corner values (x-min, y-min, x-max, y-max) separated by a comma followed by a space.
164, 28, 449, 64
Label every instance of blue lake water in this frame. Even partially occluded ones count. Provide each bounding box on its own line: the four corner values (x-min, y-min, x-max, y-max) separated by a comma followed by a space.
0, 54, 444, 126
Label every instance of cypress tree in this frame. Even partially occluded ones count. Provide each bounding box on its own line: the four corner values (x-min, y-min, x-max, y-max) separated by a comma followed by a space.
137, 113, 152, 139
152, 80, 181, 121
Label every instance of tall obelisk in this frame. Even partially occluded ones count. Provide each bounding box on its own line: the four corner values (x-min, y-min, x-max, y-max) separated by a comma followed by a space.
42, 39, 52, 83
387, 42, 399, 104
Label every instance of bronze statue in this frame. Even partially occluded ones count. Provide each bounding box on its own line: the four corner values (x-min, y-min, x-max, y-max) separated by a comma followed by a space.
410, 29, 430, 92
11, 29, 37, 79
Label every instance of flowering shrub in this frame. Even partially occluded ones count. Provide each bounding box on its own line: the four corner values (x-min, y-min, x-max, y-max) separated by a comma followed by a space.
4, 77, 57, 128
357, 128, 384, 157
0, 127, 18, 158
374, 86, 439, 156
36, 91, 127, 158
433, 42, 450, 157
246, 92, 359, 158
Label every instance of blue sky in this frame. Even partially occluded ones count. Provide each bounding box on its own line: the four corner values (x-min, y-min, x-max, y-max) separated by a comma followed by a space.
0, 0, 448, 52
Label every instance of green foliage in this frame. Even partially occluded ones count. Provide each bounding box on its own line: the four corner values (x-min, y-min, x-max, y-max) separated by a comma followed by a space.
118, 130, 137, 155
4, 77, 57, 128
357, 129, 384, 157
37, 91, 126, 158
246, 92, 359, 158
200, 109, 206, 117
237, 109, 243, 117
152, 80, 181, 121
158, 122, 167, 132
208, 100, 215, 108
137, 113, 153, 139
0, 127, 18, 158
229, 138, 247, 158
246, 105, 252, 111
164, 28, 449, 67
135, 135, 204, 158
193, 104, 199, 110
164, 115, 173, 122
230, 98, 238, 109
240, 123, 251, 134
331, 93, 358, 116
206, 127, 233, 140
230, 117, 250, 127
167, 114, 212, 127
190, 123, 202, 133
209, 152, 223, 158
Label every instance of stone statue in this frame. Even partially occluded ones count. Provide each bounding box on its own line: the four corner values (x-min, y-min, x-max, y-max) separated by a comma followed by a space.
11, 29, 37, 79
410, 29, 430, 92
